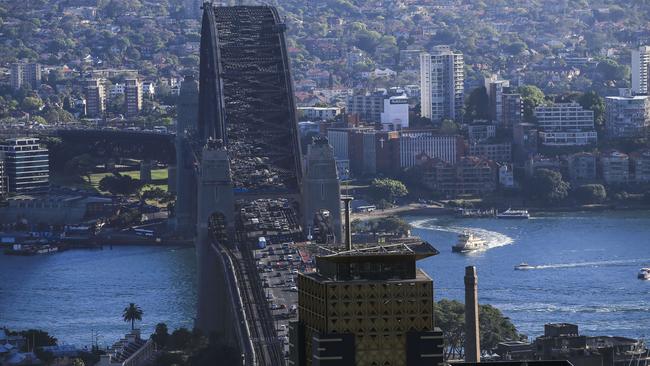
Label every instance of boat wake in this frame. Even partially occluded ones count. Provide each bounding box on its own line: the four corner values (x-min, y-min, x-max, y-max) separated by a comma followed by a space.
410, 219, 513, 250
523, 258, 650, 270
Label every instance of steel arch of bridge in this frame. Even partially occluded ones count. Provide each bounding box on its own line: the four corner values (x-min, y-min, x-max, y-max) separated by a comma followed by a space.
198, 5, 303, 194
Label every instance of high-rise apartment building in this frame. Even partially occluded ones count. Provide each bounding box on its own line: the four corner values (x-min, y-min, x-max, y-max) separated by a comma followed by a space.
0, 138, 49, 195
0, 154, 7, 198
485, 75, 509, 125
502, 92, 523, 129
605, 93, 650, 138
11, 62, 42, 90
84, 79, 107, 118
631, 46, 650, 95
534, 103, 597, 146
420, 46, 464, 123
290, 240, 444, 366
124, 78, 143, 118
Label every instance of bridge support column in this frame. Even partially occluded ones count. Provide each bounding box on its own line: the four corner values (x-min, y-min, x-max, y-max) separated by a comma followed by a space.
167, 165, 177, 194
139, 160, 153, 183
195, 144, 237, 344
302, 139, 343, 243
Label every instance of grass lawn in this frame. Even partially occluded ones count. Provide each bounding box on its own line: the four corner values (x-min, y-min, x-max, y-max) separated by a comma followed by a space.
85, 169, 169, 193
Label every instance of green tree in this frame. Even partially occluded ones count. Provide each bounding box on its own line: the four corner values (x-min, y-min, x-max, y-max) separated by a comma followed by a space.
525, 169, 570, 203
440, 119, 460, 135
21, 96, 44, 112
434, 299, 524, 358
369, 178, 408, 203
465, 87, 490, 121
368, 216, 411, 237
15, 329, 58, 350
151, 323, 169, 348
122, 303, 143, 330
65, 154, 96, 183
518, 85, 546, 123
99, 173, 144, 196
573, 184, 607, 204
168, 328, 193, 350
578, 91, 606, 128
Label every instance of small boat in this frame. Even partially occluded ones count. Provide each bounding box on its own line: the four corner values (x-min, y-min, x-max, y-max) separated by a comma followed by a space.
515, 262, 534, 270
497, 209, 530, 219
638, 268, 650, 280
452, 233, 488, 253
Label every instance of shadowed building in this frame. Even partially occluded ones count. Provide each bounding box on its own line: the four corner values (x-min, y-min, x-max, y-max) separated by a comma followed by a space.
290, 240, 444, 366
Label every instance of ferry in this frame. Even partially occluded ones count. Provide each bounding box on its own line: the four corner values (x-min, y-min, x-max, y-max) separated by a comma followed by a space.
638, 268, 650, 280
4, 244, 60, 256
452, 233, 488, 253
497, 209, 530, 219
515, 262, 534, 270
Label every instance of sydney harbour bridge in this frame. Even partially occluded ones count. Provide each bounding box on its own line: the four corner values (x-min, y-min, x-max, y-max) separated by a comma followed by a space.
172, 4, 342, 365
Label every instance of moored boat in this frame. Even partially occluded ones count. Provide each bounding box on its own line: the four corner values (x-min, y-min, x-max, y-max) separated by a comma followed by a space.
638, 268, 650, 280
497, 209, 530, 219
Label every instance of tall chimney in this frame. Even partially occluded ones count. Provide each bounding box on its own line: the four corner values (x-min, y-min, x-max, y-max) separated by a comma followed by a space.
342, 196, 353, 251
464, 266, 481, 363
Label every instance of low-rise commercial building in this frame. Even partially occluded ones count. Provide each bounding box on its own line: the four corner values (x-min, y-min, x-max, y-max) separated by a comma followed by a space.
419, 155, 497, 197
468, 142, 512, 163
0, 194, 115, 225
298, 106, 342, 121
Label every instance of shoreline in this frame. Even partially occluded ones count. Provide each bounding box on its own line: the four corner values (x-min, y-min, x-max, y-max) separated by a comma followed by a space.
351, 203, 650, 221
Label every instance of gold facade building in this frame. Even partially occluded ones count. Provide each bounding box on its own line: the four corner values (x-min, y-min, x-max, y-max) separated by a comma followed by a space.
290, 239, 444, 366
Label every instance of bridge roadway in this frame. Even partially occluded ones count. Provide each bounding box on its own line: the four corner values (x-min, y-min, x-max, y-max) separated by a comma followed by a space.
210, 237, 285, 365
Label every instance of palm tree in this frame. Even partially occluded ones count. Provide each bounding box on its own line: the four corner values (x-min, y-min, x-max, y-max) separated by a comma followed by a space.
122, 303, 143, 330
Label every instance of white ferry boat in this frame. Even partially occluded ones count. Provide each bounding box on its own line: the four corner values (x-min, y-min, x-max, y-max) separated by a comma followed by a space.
638, 268, 650, 280
497, 209, 530, 219
452, 233, 488, 253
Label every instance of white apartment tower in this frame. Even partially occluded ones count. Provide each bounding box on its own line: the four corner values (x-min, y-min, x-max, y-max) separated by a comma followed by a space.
420, 46, 464, 123
631, 46, 650, 95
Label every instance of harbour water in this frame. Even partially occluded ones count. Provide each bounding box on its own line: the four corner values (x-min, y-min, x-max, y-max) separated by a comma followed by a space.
411, 210, 650, 339
1, 211, 649, 345
0, 246, 197, 346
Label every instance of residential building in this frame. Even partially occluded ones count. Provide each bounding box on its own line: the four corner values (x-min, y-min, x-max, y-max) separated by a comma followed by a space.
498, 163, 515, 188
84, 78, 107, 118
290, 240, 444, 366
567, 152, 597, 183
96, 330, 155, 366
469, 142, 512, 163
399, 131, 463, 167
525, 155, 561, 177
631, 45, 650, 95
600, 150, 629, 184
380, 94, 409, 131
420, 46, 464, 123
467, 122, 496, 143
605, 93, 650, 138
0, 138, 49, 195
298, 107, 342, 121
502, 92, 524, 129
485, 74, 509, 125
630, 150, 650, 183
419, 155, 497, 197
124, 78, 142, 118
109, 83, 125, 98
513, 123, 538, 163
346, 91, 385, 122
141, 81, 155, 97
534, 103, 597, 146
10, 62, 41, 90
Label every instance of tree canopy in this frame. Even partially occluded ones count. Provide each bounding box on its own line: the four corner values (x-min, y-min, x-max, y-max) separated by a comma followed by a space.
525, 169, 570, 203
369, 178, 408, 203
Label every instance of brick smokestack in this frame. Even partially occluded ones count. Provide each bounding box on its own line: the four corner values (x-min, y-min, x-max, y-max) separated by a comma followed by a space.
464, 265, 481, 363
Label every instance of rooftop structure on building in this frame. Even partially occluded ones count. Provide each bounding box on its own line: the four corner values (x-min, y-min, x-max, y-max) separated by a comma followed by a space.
290, 237, 443, 366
